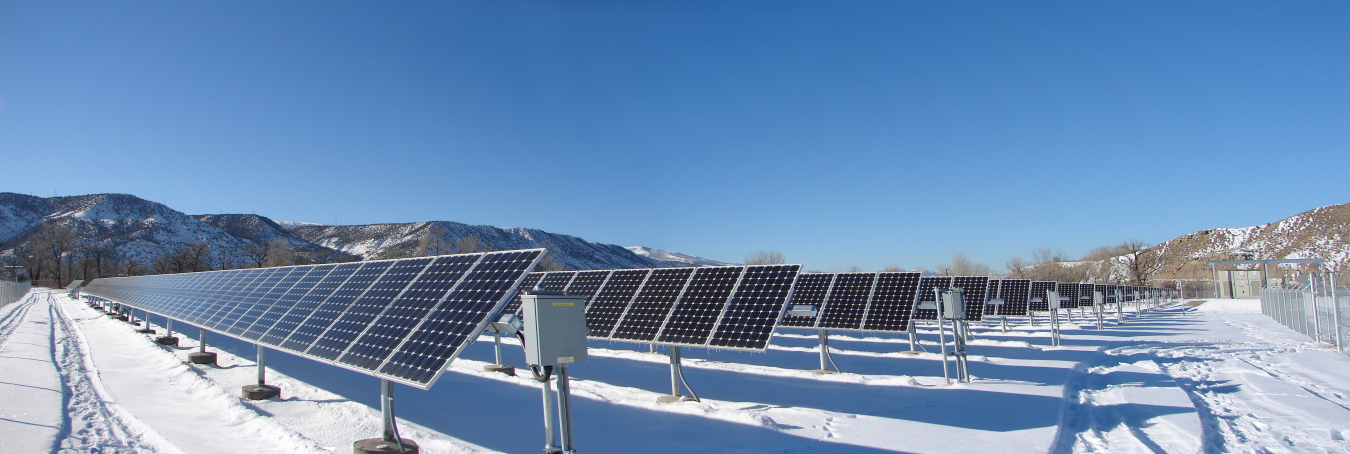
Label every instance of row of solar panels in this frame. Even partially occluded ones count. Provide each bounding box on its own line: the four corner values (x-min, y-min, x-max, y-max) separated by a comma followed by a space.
503, 264, 803, 351
81, 249, 544, 389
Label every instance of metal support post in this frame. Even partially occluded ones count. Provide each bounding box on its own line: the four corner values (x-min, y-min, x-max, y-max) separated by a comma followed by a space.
907, 322, 919, 351
382, 380, 409, 453
200, 328, 208, 353
557, 365, 576, 454
541, 371, 559, 453
257, 345, 266, 386
670, 347, 681, 398
1049, 308, 1061, 347
1333, 274, 1342, 352
493, 331, 503, 365
814, 329, 839, 373
938, 317, 950, 384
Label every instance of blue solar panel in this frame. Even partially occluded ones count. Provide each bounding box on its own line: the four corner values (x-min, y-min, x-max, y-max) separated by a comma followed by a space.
707, 264, 801, 349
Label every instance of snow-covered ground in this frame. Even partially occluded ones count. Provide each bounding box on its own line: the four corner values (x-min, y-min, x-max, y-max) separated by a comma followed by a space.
3, 291, 1349, 453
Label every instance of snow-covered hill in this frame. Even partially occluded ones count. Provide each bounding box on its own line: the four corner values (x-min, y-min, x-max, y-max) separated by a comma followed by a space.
190, 214, 334, 254
289, 222, 668, 270
626, 246, 733, 267
274, 220, 326, 230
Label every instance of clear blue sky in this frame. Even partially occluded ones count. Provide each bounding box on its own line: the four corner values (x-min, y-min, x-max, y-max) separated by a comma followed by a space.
3, 1, 1347, 271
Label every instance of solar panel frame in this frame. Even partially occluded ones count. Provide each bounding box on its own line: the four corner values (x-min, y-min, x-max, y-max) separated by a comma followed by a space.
912, 276, 953, 321
705, 264, 802, 350
584, 269, 651, 339
983, 279, 1002, 316
654, 265, 745, 346
562, 270, 611, 304
949, 276, 990, 321
1056, 282, 1080, 309
610, 267, 697, 342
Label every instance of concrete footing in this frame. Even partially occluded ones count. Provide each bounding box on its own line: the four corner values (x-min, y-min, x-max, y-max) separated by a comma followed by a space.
242, 384, 281, 400
353, 438, 419, 454
154, 336, 179, 346
188, 352, 217, 365
482, 364, 515, 376
137, 328, 156, 334
809, 369, 839, 374
899, 351, 922, 355
656, 395, 693, 403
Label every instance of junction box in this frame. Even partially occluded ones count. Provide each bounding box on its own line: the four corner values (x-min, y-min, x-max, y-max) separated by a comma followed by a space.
521, 290, 588, 367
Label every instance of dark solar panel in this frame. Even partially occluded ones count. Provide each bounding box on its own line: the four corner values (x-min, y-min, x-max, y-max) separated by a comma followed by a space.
266, 263, 361, 347
378, 249, 542, 385
949, 276, 989, 321
246, 265, 334, 341
997, 279, 1031, 316
656, 266, 743, 345
1057, 283, 1080, 309
198, 269, 269, 328
611, 268, 696, 342
1028, 281, 1056, 312
563, 271, 611, 304
583, 269, 650, 339
913, 277, 953, 321
538, 272, 576, 291
285, 261, 394, 354
778, 273, 834, 328
984, 279, 1002, 315
224, 267, 305, 336
706, 264, 801, 349
311, 258, 431, 361
500, 272, 545, 315
339, 254, 479, 370
860, 272, 922, 332
816, 273, 877, 330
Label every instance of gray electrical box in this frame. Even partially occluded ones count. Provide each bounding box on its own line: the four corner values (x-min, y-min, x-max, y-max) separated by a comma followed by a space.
521, 290, 588, 367
1047, 290, 1060, 310
1093, 291, 1104, 307
939, 288, 966, 320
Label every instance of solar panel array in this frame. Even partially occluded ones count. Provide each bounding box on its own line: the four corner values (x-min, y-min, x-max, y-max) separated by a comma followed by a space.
775, 272, 928, 332
949, 276, 990, 321
81, 249, 544, 389
778, 274, 835, 328
912, 277, 953, 321
519, 265, 802, 351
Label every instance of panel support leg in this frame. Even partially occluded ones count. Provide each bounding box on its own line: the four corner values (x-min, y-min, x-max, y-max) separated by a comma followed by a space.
938, 317, 950, 384
136, 310, 155, 334
155, 318, 178, 346
243, 344, 280, 400
189, 327, 217, 365
557, 365, 576, 454
483, 331, 516, 376
354, 380, 418, 454
657, 346, 698, 403
811, 329, 839, 374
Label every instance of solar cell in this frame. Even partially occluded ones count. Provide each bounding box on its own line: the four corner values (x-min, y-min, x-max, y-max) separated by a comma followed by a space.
611, 268, 696, 342
656, 266, 744, 345
860, 272, 922, 331
913, 277, 953, 320
583, 269, 650, 338
707, 264, 801, 349
310, 258, 431, 361
777, 273, 834, 328
339, 254, 480, 369
378, 249, 542, 384
1057, 283, 1080, 309
563, 270, 610, 304
948, 276, 989, 321
996, 279, 1031, 316
1028, 281, 1056, 311
816, 273, 877, 330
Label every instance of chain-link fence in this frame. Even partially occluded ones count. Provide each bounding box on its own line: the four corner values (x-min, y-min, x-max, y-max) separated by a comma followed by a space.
1260, 276, 1350, 351
1, 279, 32, 309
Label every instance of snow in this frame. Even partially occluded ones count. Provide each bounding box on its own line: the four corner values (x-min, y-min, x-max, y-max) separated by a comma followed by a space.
626, 246, 733, 267
5, 291, 1350, 453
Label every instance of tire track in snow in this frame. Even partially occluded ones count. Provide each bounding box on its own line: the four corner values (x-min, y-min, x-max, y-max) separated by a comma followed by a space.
0, 293, 36, 353
46, 292, 179, 453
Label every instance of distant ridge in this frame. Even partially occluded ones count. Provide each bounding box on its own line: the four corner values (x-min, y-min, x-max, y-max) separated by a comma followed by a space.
626, 246, 733, 267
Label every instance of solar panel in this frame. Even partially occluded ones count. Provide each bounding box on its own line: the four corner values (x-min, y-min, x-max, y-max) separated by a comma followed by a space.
84, 249, 543, 389
1105, 284, 1117, 304
912, 276, 952, 320
500, 272, 545, 315
1028, 281, 1056, 312
610, 268, 696, 342
656, 266, 744, 345
860, 272, 922, 332
583, 269, 650, 338
538, 272, 577, 292
1056, 283, 1080, 309
949, 276, 990, 321
706, 264, 801, 349
816, 273, 877, 330
563, 270, 610, 304
983, 279, 1001, 315
996, 279, 1031, 316
777, 273, 834, 328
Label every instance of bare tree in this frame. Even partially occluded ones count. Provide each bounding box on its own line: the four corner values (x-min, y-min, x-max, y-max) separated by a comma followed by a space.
532, 239, 566, 272
265, 238, 294, 267
242, 241, 270, 268
1121, 239, 1162, 285
744, 250, 785, 265
419, 223, 453, 256
31, 223, 79, 286
938, 251, 992, 276
454, 235, 496, 254
169, 242, 212, 273
1005, 257, 1027, 279
82, 241, 118, 279
882, 264, 905, 272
